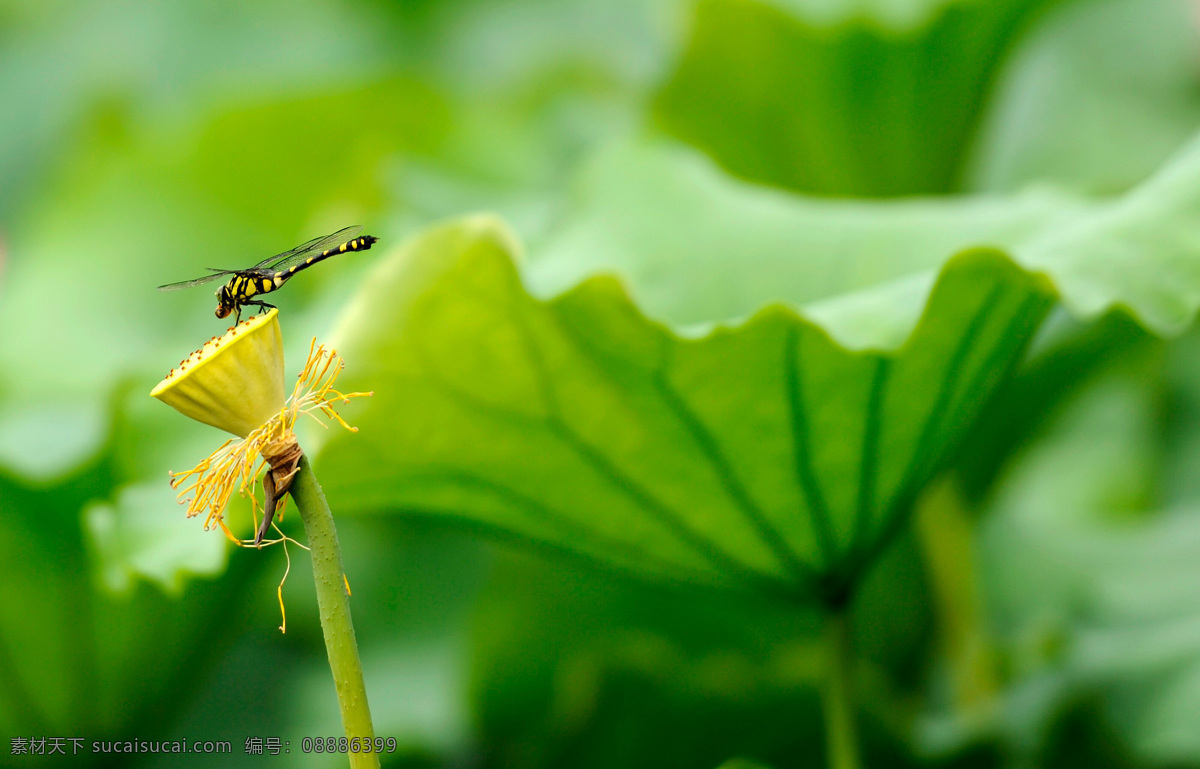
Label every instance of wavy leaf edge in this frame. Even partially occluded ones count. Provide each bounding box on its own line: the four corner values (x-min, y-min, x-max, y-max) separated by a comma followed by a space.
323, 214, 1063, 600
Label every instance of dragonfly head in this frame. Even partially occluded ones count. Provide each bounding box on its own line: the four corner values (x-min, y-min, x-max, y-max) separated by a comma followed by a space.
215, 285, 234, 319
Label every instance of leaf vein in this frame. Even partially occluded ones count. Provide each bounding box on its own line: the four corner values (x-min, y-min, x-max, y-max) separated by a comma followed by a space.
848, 356, 890, 560
856, 287, 1046, 573
784, 323, 838, 568
397, 468, 726, 583
507, 299, 788, 590
652, 354, 817, 585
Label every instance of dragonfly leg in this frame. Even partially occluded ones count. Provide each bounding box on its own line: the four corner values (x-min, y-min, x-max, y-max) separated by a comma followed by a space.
240, 300, 276, 320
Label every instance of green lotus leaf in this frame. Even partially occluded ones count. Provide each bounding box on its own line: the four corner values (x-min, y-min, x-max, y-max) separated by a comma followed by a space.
527, 138, 1200, 345
653, 0, 1060, 195
313, 112, 1200, 600
317, 215, 1052, 598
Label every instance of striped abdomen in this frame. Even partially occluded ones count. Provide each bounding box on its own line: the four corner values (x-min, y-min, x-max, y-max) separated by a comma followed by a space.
216, 234, 379, 318
276, 235, 379, 281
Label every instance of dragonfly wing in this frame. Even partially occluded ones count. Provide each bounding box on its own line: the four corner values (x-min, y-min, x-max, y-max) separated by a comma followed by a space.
160, 226, 366, 292
252, 225, 363, 269
157, 271, 233, 291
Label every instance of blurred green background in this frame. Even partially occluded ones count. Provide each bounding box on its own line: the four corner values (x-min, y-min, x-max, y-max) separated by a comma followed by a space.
6, 0, 1200, 767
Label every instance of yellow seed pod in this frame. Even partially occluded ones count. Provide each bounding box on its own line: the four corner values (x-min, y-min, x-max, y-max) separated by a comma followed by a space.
151, 309, 286, 438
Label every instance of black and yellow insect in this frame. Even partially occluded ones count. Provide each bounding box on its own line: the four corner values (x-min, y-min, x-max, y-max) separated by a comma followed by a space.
158, 226, 378, 322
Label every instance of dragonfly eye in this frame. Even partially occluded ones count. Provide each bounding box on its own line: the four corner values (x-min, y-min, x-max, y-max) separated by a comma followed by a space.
213, 286, 232, 318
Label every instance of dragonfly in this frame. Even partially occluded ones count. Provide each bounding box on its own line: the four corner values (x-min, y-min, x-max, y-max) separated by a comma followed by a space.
158, 226, 379, 322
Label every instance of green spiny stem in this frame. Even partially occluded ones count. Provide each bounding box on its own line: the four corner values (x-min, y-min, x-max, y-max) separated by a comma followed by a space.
822, 611, 861, 769
290, 454, 378, 769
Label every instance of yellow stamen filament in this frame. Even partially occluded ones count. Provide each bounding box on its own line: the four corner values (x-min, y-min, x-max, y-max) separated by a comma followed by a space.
168, 340, 372, 545
278, 542, 294, 634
